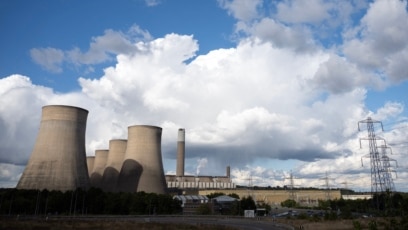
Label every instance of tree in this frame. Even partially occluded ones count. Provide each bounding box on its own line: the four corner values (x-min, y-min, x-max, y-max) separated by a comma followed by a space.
206, 192, 225, 199
281, 199, 297, 208
196, 203, 212, 215
130, 192, 148, 214
257, 202, 271, 214
229, 200, 241, 215
0, 188, 182, 216
240, 196, 256, 215
86, 187, 106, 214
228, 193, 240, 199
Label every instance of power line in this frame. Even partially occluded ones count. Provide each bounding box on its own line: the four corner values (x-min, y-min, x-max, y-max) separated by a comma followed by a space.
388, 141, 408, 147
381, 119, 408, 128
384, 126, 408, 132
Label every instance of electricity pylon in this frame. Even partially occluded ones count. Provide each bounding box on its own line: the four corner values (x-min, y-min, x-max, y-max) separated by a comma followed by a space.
284, 171, 297, 201
378, 145, 397, 192
245, 175, 254, 199
320, 172, 333, 200
359, 117, 397, 194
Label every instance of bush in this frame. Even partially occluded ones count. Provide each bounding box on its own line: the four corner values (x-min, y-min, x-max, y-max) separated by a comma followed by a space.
296, 213, 308, 220
197, 203, 212, 215
353, 220, 362, 230
368, 220, 377, 230
281, 199, 296, 208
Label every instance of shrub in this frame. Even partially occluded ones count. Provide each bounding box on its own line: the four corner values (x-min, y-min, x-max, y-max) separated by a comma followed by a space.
352, 220, 362, 230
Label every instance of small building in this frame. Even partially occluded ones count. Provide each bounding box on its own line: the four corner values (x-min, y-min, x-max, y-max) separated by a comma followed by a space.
174, 195, 209, 215
342, 194, 373, 200
212, 195, 238, 215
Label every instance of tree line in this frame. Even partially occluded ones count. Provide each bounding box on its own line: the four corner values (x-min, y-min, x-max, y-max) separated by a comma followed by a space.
281, 191, 408, 218
0, 188, 182, 216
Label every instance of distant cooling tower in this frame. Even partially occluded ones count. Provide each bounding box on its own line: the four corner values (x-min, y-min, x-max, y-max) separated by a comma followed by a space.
86, 156, 95, 177
176, 128, 185, 177
102, 139, 127, 192
90, 149, 108, 188
117, 125, 167, 194
17, 105, 90, 191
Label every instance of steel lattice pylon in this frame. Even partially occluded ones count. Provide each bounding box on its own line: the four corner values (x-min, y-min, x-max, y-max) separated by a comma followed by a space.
285, 171, 296, 201
320, 172, 333, 200
378, 145, 397, 192
358, 117, 397, 194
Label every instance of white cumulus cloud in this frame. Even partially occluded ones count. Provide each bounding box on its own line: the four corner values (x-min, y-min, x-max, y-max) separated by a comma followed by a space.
2, 0, 407, 192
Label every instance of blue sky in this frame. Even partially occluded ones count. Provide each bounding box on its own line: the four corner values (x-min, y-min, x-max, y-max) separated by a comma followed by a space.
1, 0, 235, 91
1, 0, 408, 192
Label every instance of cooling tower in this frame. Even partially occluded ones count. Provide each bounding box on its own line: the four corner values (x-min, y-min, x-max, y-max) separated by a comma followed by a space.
176, 128, 185, 177
90, 149, 108, 189
86, 156, 95, 177
117, 125, 167, 194
102, 139, 127, 192
17, 105, 90, 191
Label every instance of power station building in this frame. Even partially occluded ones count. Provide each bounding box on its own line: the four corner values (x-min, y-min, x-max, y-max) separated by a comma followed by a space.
17, 105, 234, 193
16, 104, 341, 207
165, 129, 236, 190
166, 168, 234, 189
17, 105, 90, 191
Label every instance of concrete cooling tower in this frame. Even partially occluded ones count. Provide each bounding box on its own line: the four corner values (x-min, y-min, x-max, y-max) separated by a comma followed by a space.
90, 149, 108, 189
176, 128, 185, 177
86, 156, 95, 177
17, 105, 90, 191
102, 139, 127, 192
117, 125, 167, 194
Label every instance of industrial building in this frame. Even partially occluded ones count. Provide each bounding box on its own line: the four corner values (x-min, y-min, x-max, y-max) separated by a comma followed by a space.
17, 104, 341, 207
165, 129, 236, 190
199, 189, 342, 207
166, 167, 234, 189
17, 105, 90, 191
173, 195, 209, 215
173, 194, 239, 215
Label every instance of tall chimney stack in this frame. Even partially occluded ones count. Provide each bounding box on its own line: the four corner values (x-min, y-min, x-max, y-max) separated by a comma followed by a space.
176, 128, 185, 177
226, 165, 230, 178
